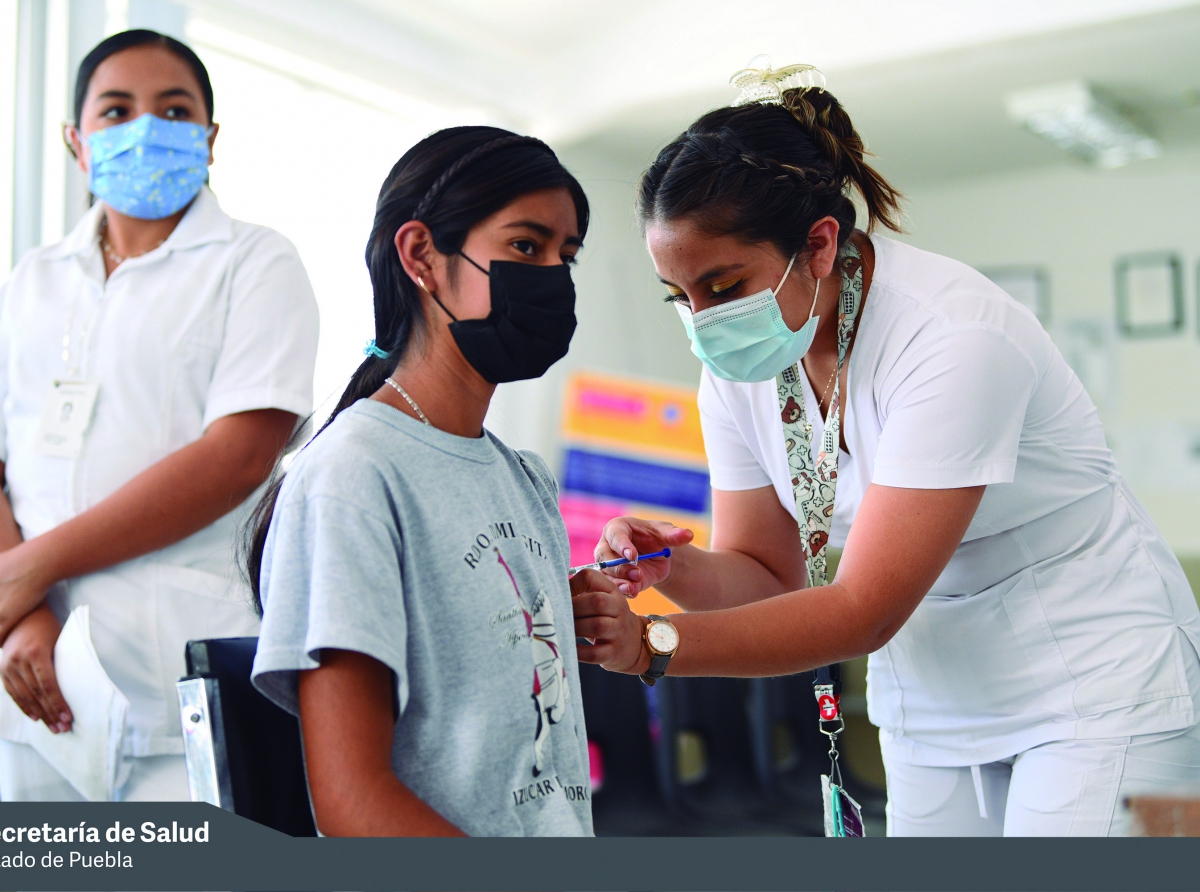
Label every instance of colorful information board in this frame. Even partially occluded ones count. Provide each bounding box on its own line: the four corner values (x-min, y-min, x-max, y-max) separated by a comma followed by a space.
559, 371, 711, 616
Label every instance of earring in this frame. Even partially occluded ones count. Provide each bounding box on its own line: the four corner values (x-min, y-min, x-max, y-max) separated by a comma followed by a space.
61, 123, 79, 160
417, 275, 433, 295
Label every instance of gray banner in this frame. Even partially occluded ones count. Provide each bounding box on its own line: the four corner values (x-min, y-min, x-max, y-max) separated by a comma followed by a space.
0, 803, 1195, 890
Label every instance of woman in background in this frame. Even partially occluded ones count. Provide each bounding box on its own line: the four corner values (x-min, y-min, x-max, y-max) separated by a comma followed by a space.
0, 29, 318, 801
249, 126, 613, 837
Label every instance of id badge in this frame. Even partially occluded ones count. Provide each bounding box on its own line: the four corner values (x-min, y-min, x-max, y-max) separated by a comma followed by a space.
35, 380, 99, 458
821, 774, 865, 837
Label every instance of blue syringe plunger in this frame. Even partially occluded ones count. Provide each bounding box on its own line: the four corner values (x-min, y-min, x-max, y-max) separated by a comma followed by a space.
569, 547, 672, 576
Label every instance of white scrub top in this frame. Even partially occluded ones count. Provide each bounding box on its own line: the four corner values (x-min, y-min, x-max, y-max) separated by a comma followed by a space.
698, 234, 1200, 767
0, 186, 319, 756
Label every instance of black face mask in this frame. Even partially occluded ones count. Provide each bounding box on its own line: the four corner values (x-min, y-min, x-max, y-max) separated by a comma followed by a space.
430, 253, 578, 384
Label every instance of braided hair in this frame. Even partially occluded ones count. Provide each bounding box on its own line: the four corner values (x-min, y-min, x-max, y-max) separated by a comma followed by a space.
242, 126, 589, 611
637, 87, 903, 257
413, 134, 554, 221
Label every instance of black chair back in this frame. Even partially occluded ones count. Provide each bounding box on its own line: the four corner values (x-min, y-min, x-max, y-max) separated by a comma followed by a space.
179, 637, 316, 837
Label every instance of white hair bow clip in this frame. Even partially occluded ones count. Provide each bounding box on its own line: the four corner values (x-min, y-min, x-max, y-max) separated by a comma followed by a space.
729, 55, 826, 107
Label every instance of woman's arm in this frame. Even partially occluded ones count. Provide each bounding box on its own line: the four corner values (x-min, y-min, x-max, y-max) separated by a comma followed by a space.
0, 408, 298, 641
0, 465, 69, 732
0, 410, 297, 732
0, 464, 23, 552
595, 485, 807, 611
298, 649, 465, 837
575, 483, 984, 677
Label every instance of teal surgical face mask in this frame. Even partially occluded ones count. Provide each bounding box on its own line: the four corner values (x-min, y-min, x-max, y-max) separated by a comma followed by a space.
676, 254, 821, 383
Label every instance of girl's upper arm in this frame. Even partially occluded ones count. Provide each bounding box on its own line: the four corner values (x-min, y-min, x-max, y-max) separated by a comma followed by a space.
298, 649, 397, 787
297, 649, 465, 837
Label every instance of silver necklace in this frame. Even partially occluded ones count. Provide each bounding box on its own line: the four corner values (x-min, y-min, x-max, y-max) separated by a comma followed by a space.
384, 376, 430, 425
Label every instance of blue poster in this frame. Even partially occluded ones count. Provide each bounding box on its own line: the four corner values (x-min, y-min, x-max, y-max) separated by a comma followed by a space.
562, 448, 709, 514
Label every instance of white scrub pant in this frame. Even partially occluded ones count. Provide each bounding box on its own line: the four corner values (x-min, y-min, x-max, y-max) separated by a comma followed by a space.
0, 740, 189, 802
884, 722, 1200, 836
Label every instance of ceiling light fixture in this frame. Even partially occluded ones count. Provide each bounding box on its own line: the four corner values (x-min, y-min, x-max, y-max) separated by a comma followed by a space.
1004, 80, 1160, 169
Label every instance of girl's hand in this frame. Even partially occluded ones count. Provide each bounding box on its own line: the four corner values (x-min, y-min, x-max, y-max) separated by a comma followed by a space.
595, 517, 693, 595
572, 574, 650, 676
0, 603, 71, 732
568, 568, 622, 599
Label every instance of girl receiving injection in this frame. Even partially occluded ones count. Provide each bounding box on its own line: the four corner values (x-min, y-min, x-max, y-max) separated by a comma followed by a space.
247, 127, 618, 836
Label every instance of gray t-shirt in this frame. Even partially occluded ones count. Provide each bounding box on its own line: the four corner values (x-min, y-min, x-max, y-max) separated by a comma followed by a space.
251, 399, 593, 837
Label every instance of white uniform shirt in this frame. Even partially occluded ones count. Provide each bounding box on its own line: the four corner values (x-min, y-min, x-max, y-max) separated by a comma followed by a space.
699, 234, 1200, 767
0, 187, 319, 756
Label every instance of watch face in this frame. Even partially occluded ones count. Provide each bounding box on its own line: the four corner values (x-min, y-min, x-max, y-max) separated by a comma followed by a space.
647, 620, 679, 654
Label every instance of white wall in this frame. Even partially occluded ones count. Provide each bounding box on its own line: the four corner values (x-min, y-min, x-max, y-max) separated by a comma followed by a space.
898, 154, 1200, 554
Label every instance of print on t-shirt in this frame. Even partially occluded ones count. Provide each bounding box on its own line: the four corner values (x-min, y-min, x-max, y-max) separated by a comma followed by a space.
495, 548, 568, 776
469, 520, 569, 780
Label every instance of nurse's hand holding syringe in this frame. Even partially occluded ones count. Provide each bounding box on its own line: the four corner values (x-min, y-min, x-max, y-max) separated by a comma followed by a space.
568, 539, 684, 646
568, 548, 672, 576
588, 518, 695, 596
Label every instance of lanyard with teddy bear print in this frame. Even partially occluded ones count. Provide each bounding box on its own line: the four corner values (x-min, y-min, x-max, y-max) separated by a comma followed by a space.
774, 240, 865, 837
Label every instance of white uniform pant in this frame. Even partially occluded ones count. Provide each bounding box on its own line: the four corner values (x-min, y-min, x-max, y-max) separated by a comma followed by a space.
884, 722, 1200, 836
0, 740, 189, 802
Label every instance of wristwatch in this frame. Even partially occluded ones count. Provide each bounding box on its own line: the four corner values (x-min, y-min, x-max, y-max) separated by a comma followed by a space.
640, 615, 680, 687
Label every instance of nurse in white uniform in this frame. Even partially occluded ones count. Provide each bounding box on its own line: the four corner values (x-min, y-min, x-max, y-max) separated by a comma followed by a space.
0, 30, 318, 800
572, 62, 1200, 835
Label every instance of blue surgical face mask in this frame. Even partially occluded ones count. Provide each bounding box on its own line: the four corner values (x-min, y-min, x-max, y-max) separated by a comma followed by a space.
676, 254, 821, 383
86, 113, 211, 220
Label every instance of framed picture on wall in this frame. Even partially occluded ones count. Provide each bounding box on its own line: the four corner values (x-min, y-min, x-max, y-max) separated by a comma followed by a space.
1196, 260, 1200, 340
1115, 253, 1184, 337
980, 267, 1050, 322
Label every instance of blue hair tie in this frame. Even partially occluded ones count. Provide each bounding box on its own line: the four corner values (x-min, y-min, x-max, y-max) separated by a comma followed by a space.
364, 339, 390, 360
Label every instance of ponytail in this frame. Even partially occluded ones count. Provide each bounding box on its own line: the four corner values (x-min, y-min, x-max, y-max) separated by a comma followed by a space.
242, 126, 589, 613
637, 87, 904, 258
779, 88, 904, 234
